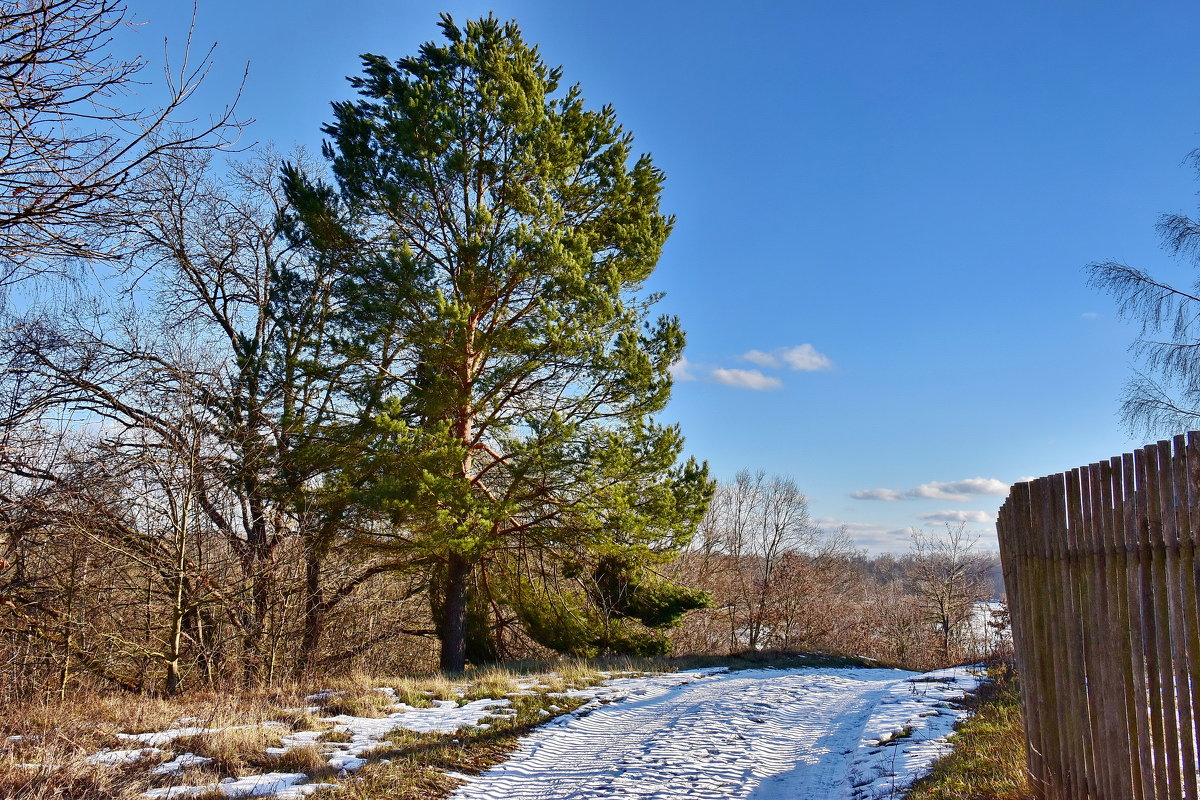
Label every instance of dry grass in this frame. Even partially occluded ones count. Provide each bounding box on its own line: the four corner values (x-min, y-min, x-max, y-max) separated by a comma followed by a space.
269, 743, 331, 775
319, 690, 396, 718
906, 660, 1034, 800
308, 673, 405, 718
0, 747, 155, 800
272, 708, 334, 732
165, 725, 285, 777
317, 728, 353, 744
460, 668, 520, 701
387, 674, 455, 706
0, 657, 667, 800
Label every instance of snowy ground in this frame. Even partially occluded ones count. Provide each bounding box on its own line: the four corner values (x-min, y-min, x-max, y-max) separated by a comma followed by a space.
82, 665, 979, 799
451, 667, 979, 800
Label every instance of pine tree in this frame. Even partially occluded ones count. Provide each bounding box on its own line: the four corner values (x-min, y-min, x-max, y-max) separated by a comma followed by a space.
283, 14, 711, 672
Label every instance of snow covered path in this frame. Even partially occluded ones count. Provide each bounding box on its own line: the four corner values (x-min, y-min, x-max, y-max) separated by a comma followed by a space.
451, 667, 978, 800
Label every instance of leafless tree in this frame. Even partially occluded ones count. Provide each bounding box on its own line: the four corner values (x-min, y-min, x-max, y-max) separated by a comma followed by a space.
0, 0, 244, 291
670, 470, 853, 654
907, 522, 992, 666
0, 147, 436, 693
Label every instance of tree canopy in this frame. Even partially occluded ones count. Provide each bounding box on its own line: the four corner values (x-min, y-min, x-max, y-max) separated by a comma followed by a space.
282, 14, 711, 671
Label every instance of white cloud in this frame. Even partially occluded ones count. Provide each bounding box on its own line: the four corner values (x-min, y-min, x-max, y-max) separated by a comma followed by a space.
668, 357, 696, 381
778, 344, 833, 371
710, 368, 782, 390
741, 349, 778, 367
907, 478, 1010, 502
738, 344, 833, 372
1081, 312, 1100, 320
852, 477, 1011, 504
918, 509, 996, 524
851, 488, 905, 502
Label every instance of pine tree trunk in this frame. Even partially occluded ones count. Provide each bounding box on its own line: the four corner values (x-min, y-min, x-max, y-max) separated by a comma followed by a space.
440, 554, 471, 672
296, 547, 324, 678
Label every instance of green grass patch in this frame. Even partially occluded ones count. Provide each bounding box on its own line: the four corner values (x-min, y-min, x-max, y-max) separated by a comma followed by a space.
905, 660, 1034, 800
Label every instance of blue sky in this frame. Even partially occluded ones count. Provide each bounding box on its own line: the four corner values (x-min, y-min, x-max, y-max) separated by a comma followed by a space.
116, 1, 1200, 551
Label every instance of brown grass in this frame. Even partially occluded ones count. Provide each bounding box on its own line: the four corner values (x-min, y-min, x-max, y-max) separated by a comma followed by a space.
459, 669, 520, 702
0, 657, 667, 800
387, 675, 453, 706
0, 747, 155, 800
269, 743, 332, 776
166, 725, 285, 777
319, 690, 396, 718
272, 708, 334, 732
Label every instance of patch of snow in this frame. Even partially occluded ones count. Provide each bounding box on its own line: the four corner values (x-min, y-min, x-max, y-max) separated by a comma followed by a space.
324, 697, 511, 738
151, 753, 214, 774
143, 771, 308, 799
106, 662, 974, 800
449, 666, 976, 800
847, 666, 982, 799
86, 747, 167, 766
276, 784, 339, 798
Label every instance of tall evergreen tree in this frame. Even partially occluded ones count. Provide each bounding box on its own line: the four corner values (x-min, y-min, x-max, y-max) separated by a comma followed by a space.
283, 14, 711, 671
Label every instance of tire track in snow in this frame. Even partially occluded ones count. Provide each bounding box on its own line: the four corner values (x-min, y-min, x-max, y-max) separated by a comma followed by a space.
451, 668, 916, 800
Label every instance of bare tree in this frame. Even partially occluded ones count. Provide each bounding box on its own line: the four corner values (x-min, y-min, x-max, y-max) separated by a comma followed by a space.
0, 0, 244, 290
907, 522, 992, 666
675, 470, 832, 653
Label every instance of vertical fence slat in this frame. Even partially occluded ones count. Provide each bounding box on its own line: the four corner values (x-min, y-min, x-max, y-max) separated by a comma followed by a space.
1113, 452, 1149, 800
1001, 484, 1048, 791
1065, 467, 1099, 796
1034, 474, 1069, 797
1127, 449, 1160, 800
1185, 431, 1200, 793
1139, 445, 1172, 799
1046, 472, 1075, 796
1085, 461, 1122, 800
1166, 436, 1197, 800
1150, 441, 1184, 800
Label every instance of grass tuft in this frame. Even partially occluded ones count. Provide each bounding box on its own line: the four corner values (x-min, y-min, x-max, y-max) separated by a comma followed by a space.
0, 747, 152, 799
320, 690, 397, 718
460, 669, 520, 701
167, 725, 285, 777
269, 743, 332, 776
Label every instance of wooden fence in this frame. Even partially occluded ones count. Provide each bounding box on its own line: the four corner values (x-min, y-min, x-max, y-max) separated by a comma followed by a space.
996, 433, 1200, 800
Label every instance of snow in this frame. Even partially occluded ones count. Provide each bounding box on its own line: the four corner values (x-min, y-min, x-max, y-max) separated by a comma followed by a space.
311, 696, 516, 774
151, 753, 215, 774
846, 667, 983, 799
450, 666, 980, 800
81, 664, 977, 799
143, 772, 310, 799
86, 747, 167, 766
324, 697, 512, 737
